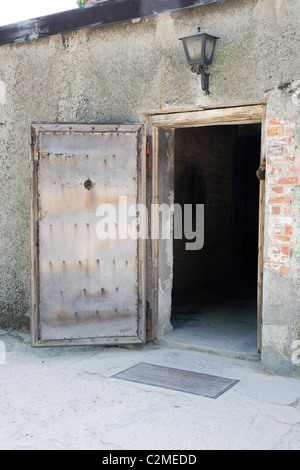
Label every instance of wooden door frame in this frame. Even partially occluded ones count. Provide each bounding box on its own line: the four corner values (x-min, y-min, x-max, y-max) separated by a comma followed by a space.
144, 104, 266, 351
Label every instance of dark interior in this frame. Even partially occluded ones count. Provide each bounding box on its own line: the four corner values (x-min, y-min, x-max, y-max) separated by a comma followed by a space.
172, 123, 261, 317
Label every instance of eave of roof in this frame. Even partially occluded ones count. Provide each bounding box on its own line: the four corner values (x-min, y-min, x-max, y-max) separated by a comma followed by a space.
0, 0, 226, 47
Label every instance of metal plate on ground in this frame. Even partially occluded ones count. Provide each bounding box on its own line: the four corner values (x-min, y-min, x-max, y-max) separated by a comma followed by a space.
113, 362, 239, 398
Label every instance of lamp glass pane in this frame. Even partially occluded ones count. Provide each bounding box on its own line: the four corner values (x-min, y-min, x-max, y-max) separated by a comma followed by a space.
205, 37, 216, 62
184, 36, 203, 62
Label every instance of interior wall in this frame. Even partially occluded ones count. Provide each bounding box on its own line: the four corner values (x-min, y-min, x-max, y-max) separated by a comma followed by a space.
173, 124, 261, 298
173, 125, 235, 296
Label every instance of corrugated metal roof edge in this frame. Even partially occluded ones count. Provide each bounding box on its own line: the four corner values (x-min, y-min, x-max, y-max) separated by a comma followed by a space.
0, 0, 226, 47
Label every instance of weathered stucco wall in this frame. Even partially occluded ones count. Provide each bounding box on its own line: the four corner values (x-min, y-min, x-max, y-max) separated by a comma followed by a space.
0, 0, 299, 374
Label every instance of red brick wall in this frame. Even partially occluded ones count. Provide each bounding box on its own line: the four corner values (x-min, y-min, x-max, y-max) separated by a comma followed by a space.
266, 119, 298, 278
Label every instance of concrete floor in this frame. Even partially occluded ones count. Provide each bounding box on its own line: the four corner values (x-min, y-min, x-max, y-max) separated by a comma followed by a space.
159, 288, 259, 360
0, 327, 300, 450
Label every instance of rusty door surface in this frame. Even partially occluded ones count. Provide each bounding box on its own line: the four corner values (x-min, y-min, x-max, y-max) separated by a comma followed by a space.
30, 124, 146, 347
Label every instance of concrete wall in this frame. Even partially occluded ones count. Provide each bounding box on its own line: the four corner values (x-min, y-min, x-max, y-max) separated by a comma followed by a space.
0, 0, 299, 374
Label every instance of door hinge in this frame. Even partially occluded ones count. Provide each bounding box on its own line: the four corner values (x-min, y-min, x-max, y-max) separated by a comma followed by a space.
256, 162, 265, 180
146, 136, 152, 173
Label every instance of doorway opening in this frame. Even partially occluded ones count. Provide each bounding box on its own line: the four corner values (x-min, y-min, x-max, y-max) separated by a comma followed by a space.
170, 123, 262, 357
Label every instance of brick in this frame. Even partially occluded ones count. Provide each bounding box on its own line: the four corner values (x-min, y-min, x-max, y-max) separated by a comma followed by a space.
276, 176, 298, 184
272, 206, 281, 215
267, 127, 284, 136
271, 186, 283, 193
282, 246, 289, 255
268, 197, 291, 204
268, 166, 282, 175
284, 207, 291, 216
268, 119, 294, 125
272, 136, 294, 144
270, 187, 293, 196
267, 156, 296, 164
268, 120, 282, 126
280, 266, 290, 275
273, 235, 291, 243
285, 226, 293, 235
267, 253, 289, 264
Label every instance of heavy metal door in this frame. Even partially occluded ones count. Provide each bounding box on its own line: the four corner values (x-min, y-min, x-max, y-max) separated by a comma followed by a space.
30, 124, 146, 346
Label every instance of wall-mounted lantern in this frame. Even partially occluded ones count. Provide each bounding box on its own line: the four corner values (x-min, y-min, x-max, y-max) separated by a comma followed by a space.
179, 27, 219, 95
